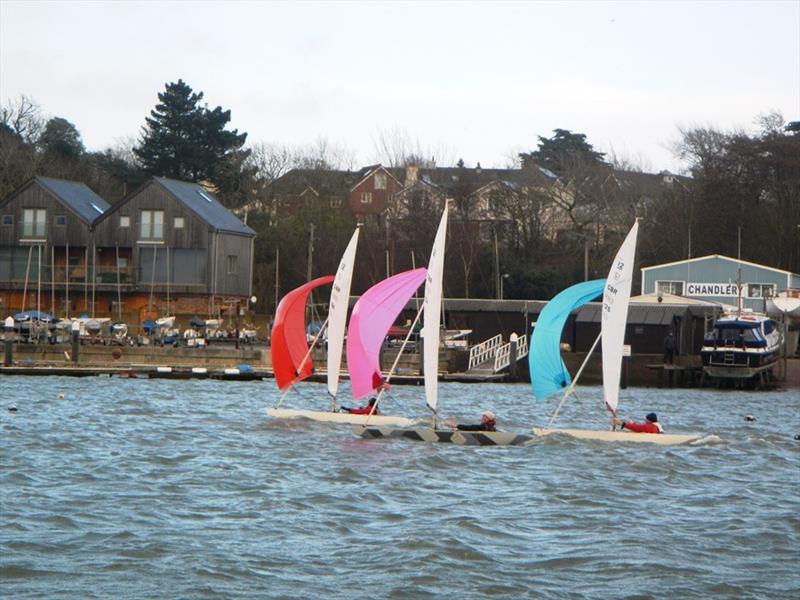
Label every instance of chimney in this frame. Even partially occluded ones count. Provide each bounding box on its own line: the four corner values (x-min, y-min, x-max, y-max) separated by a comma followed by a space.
405, 164, 419, 184
475, 162, 482, 175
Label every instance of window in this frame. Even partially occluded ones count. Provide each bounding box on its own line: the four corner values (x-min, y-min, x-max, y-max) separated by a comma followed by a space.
1, 215, 12, 226
119, 216, 130, 228
55, 215, 67, 226
174, 217, 185, 229
22, 208, 46, 238
330, 197, 342, 209
227, 255, 238, 275
361, 192, 372, 204
139, 210, 164, 240
117, 257, 128, 269
747, 283, 775, 298
655, 280, 684, 296
374, 172, 387, 190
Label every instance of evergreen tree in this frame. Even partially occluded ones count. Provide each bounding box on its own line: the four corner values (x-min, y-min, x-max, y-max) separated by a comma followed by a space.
134, 79, 248, 195
39, 117, 84, 160
519, 128, 605, 172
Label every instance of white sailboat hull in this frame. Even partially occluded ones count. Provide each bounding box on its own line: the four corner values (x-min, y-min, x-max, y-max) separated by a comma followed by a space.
532, 427, 701, 445
266, 408, 415, 427
353, 426, 534, 446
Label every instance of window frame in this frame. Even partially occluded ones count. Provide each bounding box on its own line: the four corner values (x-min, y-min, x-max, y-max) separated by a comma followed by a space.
655, 280, 685, 296
174, 216, 185, 230
139, 209, 165, 240
374, 172, 387, 190
55, 214, 67, 227
747, 283, 775, 299
227, 254, 238, 275
1, 214, 12, 226
119, 215, 130, 228
22, 208, 47, 238
361, 191, 372, 204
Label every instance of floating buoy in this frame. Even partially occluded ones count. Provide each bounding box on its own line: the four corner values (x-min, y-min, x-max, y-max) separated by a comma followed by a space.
7, 404, 17, 412
58, 393, 65, 400
794, 434, 800, 441
744, 414, 756, 422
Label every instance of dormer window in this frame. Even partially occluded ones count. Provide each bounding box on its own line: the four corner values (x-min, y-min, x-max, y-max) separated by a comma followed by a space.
374, 172, 387, 190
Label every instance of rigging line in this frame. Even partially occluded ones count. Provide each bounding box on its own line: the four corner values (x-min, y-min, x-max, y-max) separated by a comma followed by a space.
274, 316, 330, 409
548, 331, 601, 427
364, 303, 425, 426
21, 245, 33, 313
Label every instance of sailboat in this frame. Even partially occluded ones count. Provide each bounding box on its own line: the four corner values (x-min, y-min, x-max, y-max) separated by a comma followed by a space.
531, 222, 701, 445
266, 229, 415, 426
353, 203, 533, 446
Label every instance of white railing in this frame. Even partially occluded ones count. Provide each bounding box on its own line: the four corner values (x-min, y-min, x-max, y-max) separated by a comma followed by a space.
468, 334, 503, 370
493, 333, 528, 373
494, 343, 511, 372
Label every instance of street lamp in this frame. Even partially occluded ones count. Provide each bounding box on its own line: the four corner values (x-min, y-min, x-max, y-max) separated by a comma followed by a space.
500, 273, 510, 300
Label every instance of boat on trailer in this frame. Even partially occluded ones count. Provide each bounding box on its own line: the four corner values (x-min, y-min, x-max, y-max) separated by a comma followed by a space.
529, 221, 703, 446
352, 202, 533, 446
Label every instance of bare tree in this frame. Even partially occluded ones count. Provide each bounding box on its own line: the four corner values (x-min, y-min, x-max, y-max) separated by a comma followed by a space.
0, 95, 45, 143
371, 126, 456, 168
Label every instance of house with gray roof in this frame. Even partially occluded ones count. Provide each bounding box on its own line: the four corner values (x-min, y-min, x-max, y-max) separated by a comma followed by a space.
0, 176, 111, 316
92, 177, 256, 322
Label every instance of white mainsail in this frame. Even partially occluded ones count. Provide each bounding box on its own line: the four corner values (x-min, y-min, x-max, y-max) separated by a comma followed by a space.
423, 204, 448, 414
326, 228, 360, 398
601, 221, 639, 413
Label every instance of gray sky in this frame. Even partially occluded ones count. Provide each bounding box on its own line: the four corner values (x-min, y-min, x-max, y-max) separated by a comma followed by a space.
1, 0, 798, 173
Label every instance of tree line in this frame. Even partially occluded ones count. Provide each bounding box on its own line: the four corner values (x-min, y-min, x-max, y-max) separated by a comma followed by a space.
1, 79, 798, 314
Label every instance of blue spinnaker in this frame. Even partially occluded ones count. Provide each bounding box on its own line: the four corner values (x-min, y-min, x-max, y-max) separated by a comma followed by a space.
529, 279, 605, 401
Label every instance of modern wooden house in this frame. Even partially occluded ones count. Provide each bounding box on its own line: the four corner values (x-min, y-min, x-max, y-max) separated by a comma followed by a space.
0, 176, 110, 317
92, 177, 256, 323
0, 176, 256, 327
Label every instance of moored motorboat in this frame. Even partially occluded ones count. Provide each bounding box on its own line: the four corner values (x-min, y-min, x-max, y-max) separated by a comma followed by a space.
700, 311, 781, 380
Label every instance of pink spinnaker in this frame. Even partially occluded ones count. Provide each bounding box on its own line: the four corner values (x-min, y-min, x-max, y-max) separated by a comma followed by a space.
346, 268, 427, 400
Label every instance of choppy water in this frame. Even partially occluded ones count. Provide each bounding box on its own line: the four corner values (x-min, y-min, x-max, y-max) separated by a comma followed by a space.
1, 376, 798, 599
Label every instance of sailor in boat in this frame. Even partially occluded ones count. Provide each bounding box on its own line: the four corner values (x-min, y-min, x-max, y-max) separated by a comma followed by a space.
613, 412, 664, 434
340, 397, 379, 415
447, 411, 497, 432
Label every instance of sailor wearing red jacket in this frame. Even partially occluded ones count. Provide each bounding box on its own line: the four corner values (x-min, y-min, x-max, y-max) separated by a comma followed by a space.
616, 412, 664, 434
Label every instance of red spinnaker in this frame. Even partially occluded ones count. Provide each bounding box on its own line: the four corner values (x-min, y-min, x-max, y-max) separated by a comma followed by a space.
271, 275, 335, 390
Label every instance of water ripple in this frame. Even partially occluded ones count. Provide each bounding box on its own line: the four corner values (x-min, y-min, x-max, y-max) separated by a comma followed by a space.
1, 377, 798, 598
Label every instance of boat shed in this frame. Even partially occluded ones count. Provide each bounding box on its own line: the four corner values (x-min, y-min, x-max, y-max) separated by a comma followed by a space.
574, 295, 725, 356
641, 255, 800, 313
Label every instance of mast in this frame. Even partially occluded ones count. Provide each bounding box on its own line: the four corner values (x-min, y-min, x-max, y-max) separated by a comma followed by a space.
21, 246, 32, 315
65, 241, 69, 318
736, 226, 743, 315
51, 246, 55, 317
91, 244, 96, 318
115, 244, 122, 323
166, 245, 170, 317
37, 245, 41, 337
